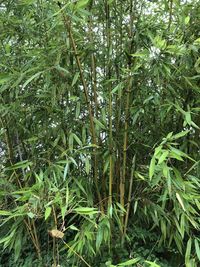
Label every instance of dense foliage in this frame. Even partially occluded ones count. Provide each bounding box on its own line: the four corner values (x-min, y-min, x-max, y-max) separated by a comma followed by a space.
0, 0, 200, 266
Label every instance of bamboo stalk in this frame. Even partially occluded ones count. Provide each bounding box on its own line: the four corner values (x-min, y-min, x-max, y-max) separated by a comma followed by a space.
24, 219, 41, 258
120, 0, 134, 227
120, 76, 132, 218
122, 155, 136, 242
105, 0, 113, 209
115, 1, 123, 204
88, 20, 99, 117
32, 219, 41, 259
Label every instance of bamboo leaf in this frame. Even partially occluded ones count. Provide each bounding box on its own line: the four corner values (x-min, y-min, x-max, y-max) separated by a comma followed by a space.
93, 118, 106, 130
73, 133, 82, 146
74, 207, 98, 215
85, 157, 90, 174
0, 73, 11, 85
172, 130, 189, 140
75, 0, 89, 10
96, 226, 103, 250
158, 150, 169, 164
176, 193, 186, 211
185, 112, 192, 125
194, 239, 200, 261
111, 82, 123, 94
145, 261, 161, 267
22, 71, 43, 89
0, 210, 12, 216
117, 258, 140, 266
149, 156, 156, 180
71, 73, 79, 86
69, 133, 74, 151
68, 225, 79, 231
185, 238, 192, 266
45, 207, 52, 220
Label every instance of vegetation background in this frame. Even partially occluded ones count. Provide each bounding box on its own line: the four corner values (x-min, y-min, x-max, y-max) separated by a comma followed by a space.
0, 0, 200, 266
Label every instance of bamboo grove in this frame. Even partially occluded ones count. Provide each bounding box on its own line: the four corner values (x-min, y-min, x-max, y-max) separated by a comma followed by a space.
0, 0, 200, 266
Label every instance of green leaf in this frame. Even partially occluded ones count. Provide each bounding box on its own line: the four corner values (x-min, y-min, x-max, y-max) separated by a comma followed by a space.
71, 73, 79, 86
63, 162, 69, 180
176, 193, 186, 211
130, 51, 148, 57
75, 0, 89, 10
180, 214, 185, 239
194, 38, 200, 45
22, 71, 43, 89
117, 258, 140, 266
115, 202, 126, 213
170, 146, 195, 162
68, 225, 79, 231
172, 130, 189, 140
158, 150, 169, 164
103, 157, 110, 174
45, 207, 52, 220
191, 121, 200, 129
185, 238, 192, 266
75, 102, 81, 119
14, 232, 22, 262
0, 210, 12, 216
145, 261, 160, 267
74, 207, 98, 215
111, 82, 123, 94
149, 156, 156, 180
106, 261, 115, 267
154, 146, 162, 156
55, 65, 70, 76
19, 0, 35, 6
73, 178, 87, 196
160, 219, 166, 241
195, 58, 200, 73
0, 73, 11, 85
134, 201, 138, 214
194, 239, 200, 261
108, 204, 113, 218
166, 132, 173, 139
69, 133, 74, 151
153, 36, 167, 49
185, 112, 192, 125
61, 206, 67, 220
6, 160, 32, 170
96, 226, 103, 250
184, 16, 190, 25
169, 152, 183, 161
73, 133, 82, 146
93, 118, 106, 130
85, 157, 90, 175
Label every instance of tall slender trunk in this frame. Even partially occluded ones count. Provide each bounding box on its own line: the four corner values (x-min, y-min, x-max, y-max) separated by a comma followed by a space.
120, 0, 135, 227
105, 0, 113, 208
